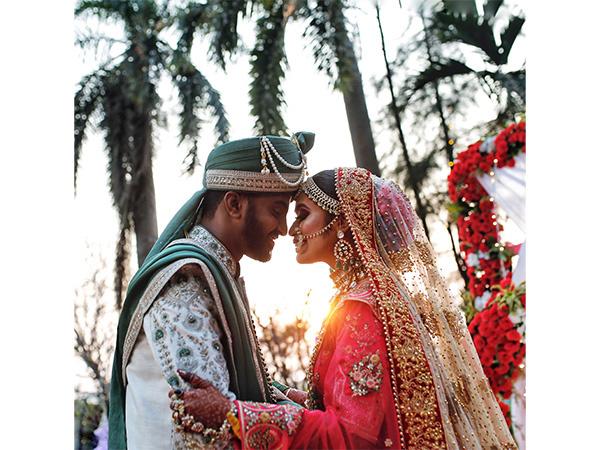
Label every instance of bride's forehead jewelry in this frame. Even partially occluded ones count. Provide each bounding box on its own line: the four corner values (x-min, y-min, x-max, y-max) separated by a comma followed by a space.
300, 177, 341, 215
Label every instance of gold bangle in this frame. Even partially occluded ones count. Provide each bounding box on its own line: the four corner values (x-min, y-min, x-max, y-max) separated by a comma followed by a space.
226, 403, 241, 439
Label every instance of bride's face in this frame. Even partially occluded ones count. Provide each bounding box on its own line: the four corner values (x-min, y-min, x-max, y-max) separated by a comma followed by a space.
289, 192, 337, 266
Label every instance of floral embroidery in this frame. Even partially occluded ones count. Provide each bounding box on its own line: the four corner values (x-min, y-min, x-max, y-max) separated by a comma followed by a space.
384, 437, 393, 447
348, 352, 384, 396
236, 401, 303, 450
144, 273, 234, 399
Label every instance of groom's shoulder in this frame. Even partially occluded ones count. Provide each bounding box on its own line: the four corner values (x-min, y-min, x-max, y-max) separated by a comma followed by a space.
154, 259, 215, 300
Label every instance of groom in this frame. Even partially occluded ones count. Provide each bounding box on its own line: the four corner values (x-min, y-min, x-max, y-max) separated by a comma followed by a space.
108, 132, 315, 449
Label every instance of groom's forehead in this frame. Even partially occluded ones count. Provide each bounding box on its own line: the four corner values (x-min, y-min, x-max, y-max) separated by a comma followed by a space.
250, 192, 292, 207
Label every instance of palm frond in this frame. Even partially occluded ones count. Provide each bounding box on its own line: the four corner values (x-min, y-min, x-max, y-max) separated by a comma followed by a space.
99, 65, 133, 210
75, 32, 127, 55
401, 58, 474, 106
170, 50, 230, 172
483, 0, 503, 19
434, 8, 502, 66
75, 0, 132, 20
249, 3, 288, 135
441, 0, 477, 16
300, 0, 355, 92
208, 0, 250, 69
175, 2, 211, 53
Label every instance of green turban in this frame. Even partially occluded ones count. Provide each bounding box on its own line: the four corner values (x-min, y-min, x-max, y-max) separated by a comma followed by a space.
204, 131, 314, 192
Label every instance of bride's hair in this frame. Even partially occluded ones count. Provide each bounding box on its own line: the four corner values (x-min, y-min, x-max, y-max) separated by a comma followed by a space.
311, 169, 338, 199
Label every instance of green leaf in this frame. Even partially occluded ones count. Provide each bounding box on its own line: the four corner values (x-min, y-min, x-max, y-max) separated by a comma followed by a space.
403, 58, 474, 104
249, 4, 288, 135
446, 202, 466, 222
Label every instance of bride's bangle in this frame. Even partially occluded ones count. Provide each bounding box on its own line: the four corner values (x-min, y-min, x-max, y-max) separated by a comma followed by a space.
203, 404, 236, 445
226, 402, 241, 439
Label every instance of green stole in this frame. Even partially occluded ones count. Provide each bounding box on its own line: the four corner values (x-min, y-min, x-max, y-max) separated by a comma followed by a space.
108, 191, 270, 450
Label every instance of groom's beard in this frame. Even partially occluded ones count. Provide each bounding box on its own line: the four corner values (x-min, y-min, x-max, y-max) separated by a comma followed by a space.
242, 202, 275, 262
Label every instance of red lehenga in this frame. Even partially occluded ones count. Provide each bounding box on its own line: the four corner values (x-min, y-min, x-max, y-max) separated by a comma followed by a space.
195, 168, 517, 450
233, 281, 403, 449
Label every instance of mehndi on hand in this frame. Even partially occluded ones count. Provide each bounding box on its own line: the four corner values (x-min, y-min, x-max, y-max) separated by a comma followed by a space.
169, 369, 233, 432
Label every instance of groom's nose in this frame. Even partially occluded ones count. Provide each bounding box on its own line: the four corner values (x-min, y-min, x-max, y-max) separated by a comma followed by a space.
277, 215, 288, 237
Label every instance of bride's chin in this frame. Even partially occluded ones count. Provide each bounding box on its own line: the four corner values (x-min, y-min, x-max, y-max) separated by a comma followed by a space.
295, 248, 310, 264
295, 252, 308, 264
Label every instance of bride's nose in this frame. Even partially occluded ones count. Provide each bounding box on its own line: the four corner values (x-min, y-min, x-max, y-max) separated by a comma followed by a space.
288, 222, 298, 236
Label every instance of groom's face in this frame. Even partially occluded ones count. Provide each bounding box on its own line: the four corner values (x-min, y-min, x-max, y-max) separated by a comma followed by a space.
241, 193, 291, 262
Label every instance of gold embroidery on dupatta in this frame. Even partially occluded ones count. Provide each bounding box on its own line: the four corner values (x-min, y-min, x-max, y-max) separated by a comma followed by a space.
389, 248, 413, 274
336, 167, 447, 450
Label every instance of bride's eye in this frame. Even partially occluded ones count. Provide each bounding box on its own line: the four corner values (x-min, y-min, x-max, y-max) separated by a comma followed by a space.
295, 211, 308, 222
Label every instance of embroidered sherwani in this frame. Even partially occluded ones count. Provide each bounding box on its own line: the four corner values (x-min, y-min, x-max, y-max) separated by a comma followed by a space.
109, 133, 314, 450
124, 226, 267, 449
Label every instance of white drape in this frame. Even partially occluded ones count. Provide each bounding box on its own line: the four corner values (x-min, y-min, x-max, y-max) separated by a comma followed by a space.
477, 153, 526, 283
477, 152, 526, 449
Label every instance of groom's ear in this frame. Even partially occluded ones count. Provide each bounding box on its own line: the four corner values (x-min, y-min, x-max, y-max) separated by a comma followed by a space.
222, 191, 247, 220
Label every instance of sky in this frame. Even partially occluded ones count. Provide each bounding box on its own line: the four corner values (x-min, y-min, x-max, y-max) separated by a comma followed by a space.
74, 0, 525, 391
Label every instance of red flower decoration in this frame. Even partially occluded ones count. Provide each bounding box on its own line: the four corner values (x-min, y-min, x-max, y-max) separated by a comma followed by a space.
448, 124, 525, 430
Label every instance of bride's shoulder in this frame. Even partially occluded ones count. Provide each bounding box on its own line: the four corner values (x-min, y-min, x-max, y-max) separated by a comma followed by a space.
341, 278, 373, 302
335, 279, 378, 317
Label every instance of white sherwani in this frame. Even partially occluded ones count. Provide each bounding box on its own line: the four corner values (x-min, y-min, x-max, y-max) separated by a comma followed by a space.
124, 226, 239, 449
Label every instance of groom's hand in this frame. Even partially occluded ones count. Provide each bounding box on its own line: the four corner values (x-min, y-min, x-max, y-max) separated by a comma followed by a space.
170, 369, 232, 430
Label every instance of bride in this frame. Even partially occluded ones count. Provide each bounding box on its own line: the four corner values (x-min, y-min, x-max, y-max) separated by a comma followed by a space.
168, 167, 517, 449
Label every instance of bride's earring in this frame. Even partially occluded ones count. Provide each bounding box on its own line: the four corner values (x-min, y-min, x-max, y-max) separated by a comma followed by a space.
333, 230, 353, 270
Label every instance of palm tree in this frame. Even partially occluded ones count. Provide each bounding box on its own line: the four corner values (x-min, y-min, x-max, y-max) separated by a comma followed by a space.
403, 0, 525, 130
75, 0, 229, 307
374, 2, 430, 238
179, 0, 381, 176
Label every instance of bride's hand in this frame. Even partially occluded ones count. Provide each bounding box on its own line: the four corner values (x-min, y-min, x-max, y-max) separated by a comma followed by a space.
169, 369, 232, 431
285, 388, 308, 406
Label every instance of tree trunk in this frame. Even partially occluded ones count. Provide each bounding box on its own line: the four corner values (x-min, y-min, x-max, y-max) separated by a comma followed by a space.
338, 31, 381, 177
132, 164, 157, 266
132, 119, 158, 267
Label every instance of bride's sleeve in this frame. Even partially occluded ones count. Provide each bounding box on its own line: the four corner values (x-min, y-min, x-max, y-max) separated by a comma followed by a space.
234, 300, 398, 449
